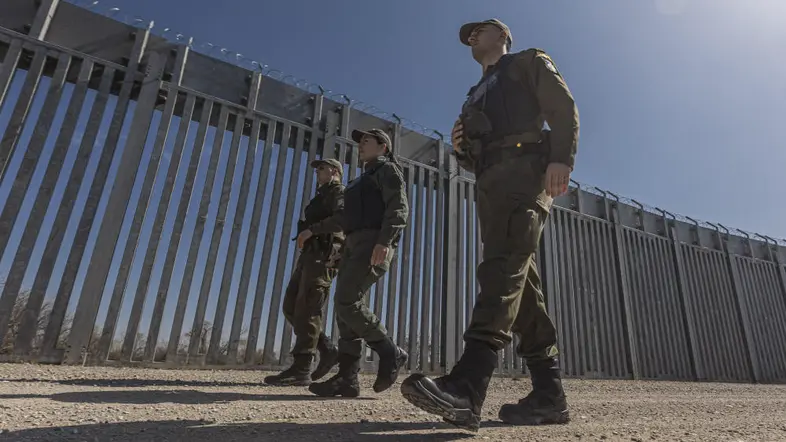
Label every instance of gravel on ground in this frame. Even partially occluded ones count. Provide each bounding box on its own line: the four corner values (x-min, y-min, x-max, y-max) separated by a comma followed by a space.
1, 363, 785, 441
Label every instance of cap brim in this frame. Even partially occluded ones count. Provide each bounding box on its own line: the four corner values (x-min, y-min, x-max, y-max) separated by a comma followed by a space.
310, 159, 343, 174
459, 22, 482, 46
351, 129, 372, 144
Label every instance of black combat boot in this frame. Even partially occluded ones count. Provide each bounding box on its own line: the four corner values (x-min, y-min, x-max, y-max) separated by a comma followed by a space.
308, 353, 361, 398
498, 357, 570, 425
264, 354, 313, 386
366, 336, 409, 393
400, 340, 497, 432
311, 333, 339, 381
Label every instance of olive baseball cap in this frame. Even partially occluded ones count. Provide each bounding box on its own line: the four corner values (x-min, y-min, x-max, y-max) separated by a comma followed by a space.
351, 128, 393, 153
459, 19, 512, 47
310, 158, 343, 176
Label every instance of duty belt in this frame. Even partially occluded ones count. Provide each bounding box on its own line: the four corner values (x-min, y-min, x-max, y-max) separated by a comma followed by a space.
475, 132, 547, 177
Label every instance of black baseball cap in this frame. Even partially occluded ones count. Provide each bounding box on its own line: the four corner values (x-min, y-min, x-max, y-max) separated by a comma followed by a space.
459, 19, 512, 47
351, 128, 393, 153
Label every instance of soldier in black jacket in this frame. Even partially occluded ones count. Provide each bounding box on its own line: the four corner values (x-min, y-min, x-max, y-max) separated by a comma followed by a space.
299, 128, 409, 398
265, 158, 345, 386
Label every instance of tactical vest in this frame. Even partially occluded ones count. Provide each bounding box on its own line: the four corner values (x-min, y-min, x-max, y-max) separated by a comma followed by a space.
300, 181, 343, 251
462, 53, 541, 145
343, 162, 386, 235
303, 183, 337, 227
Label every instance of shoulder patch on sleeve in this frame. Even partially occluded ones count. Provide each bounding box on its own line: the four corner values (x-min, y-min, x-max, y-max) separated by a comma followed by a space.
535, 51, 560, 75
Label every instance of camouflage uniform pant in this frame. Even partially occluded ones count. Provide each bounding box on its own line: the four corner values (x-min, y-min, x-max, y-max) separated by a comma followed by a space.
464, 154, 559, 362
333, 230, 393, 358
282, 248, 338, 356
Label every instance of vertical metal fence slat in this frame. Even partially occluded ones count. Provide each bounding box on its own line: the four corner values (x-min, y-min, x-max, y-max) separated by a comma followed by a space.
715, 252, 749, 381
649, 238, 671, 377
552, 211, 570, 374
465, 182, 476, 323
465, 184, 477, 364
631, 233, 652, 378
543, 214, 560, 362
643, 235, 664, 377
0, 39, 23, 110
0, 47, 47, 182
119, 93, 196, 361
668, 226, 700, 380
566, 213, 586, 375
684, 247, 710, 380
656, 237, 683, 378
144, 99, 213, 362
719, 252, 745, 381
724, 243, 760, 382
701, 251, 731, 381
395, 166, 414, 350
610, 205, 639, 379
187, 112, 246, 360
698, 250, 724, 380
744, 261, 774, 380
98, 85, 180, 362
443, 153, 460, 371
695, 249, 717, 379
165, 105, 230, 362
592, 222, 614, 376
430, 140, 445, 373
206, 117, 262, 365
232, 120, 277, 364
245, 123, 292, 364
420, 169, 434, 372
586, 220, 605, 375
385, 236, 400, 337
64, 51, 164, 364
585, 220, 602, 375
407, 166, 424, 370
11, 58, 94, 355
34, 66, 116, 359
456, 181, 467, 365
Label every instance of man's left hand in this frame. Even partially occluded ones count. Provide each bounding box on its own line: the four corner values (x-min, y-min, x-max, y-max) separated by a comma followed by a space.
545, 163, 571, 197
371, 244, 389, 266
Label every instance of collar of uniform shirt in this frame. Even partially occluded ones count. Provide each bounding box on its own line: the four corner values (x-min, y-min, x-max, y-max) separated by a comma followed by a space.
363, 156, 388, 170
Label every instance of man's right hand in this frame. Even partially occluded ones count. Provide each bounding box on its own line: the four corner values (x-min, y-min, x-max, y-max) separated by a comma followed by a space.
297, 229, 313, 249
451, 118, 464, 154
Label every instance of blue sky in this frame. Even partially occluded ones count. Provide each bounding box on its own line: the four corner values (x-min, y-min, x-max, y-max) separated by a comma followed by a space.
80, 0, 784, 238
0, 0, 784, 359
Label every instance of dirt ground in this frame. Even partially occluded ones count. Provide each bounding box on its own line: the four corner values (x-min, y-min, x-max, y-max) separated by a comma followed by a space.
1, 364, 785, 441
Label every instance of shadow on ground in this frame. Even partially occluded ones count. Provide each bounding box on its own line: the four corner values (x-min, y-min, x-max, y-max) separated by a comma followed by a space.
0, 419, 484, 441
1, 377, 266, 388
0, 389, 375, 404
